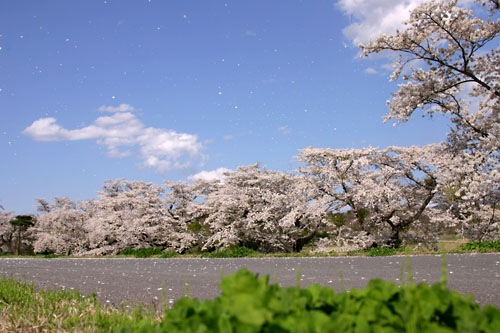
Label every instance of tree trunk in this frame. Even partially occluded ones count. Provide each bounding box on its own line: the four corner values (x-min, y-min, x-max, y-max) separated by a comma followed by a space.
7, 233, 15, 255
388, 228, 403, 249
14, 228, 21, 255
293, 231, 316, 252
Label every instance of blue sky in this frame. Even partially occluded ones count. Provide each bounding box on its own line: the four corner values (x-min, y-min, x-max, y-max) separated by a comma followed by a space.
1, 0, 451, 214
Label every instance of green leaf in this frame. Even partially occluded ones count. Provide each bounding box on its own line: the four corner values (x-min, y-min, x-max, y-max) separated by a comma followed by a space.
230, 293, 271, 327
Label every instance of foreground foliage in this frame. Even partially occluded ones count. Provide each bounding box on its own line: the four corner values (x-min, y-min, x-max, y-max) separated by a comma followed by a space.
1, 266, 500, 332
127, 269, 500, 333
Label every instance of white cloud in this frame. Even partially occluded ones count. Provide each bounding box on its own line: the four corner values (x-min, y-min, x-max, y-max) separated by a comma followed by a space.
223, 135, 233, 140
337, 0, 425, 46
22, 118, 71, 141
98, 104, 135, 112
188, 167, 232, 182
23, 106, 205, 172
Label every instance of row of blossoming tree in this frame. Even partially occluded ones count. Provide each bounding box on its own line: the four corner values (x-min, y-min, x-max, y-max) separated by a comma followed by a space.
1, 0, 499, 255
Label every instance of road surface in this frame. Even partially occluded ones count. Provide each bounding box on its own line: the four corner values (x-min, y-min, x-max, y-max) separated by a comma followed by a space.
0, 253, 498, 308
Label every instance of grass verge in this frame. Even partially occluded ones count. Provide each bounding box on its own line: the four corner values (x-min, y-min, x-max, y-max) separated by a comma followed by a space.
1, 240, 499, 259
457, 240, 500, 253
0, 276, 159, 332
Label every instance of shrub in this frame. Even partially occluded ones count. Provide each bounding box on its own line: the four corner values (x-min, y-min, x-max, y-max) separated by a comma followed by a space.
201, 246, 259, 258
119, 248, 165, 258
459, 241, 500, 253
41, 253, 63, 258
366, 247, 397, 256
160, 251, 181, 258
347, 247, 397, 257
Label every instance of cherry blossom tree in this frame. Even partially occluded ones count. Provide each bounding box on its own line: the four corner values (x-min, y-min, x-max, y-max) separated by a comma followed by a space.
163, 179, 219, 252
360, 0, 500, 241
202, 164, 330, 253
430, 151, 500, 241
360, 0, 499, 140
0, 207, 15, 254
82, 179, 172, 255
80, 179, 216, 255
32, 197, 90, 255
298, 145, 448, 248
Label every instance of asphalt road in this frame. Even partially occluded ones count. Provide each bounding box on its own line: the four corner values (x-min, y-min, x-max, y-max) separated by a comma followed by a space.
0, 254, 499, 309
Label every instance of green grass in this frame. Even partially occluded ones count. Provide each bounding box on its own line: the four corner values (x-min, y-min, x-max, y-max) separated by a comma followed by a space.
458, 240, 500, 253
40, 253, 64, 258
159, 251, 181, 258
0, 276, 159, 332
201, 246, 260, 258
1, 240, 499, 259
119, 248, 166, 258
346, 247, 398, 257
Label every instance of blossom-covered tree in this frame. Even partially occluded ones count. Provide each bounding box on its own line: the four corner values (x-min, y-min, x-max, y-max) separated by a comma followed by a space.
163, 179, 219, 252
32, 197, 90, 255
298, 145, 447, 248
361, 0, 500, 241
79, 179, 216, 255
82, 179, 172, 255
202, 164, 330, 253
0, 206, 15, 254
430, 151, 500, 241
360, 0, 499, 141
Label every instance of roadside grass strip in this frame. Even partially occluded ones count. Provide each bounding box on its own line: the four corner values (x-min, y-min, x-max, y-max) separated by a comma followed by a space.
2, 240, 500, 260
0, 276, 159, 332
457, 240, 500, 253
